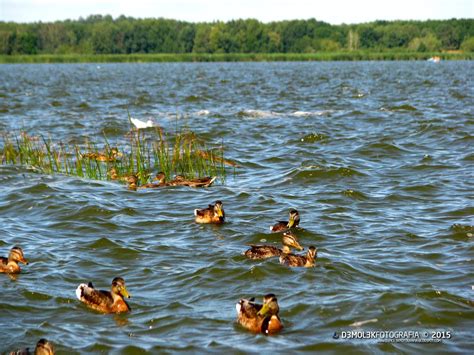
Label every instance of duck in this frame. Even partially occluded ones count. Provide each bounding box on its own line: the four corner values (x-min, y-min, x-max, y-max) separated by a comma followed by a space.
244, 231, 303, 259
82, 147, 123, 162
126, 175, 139, 190
169, 175, 217, 188
236, 293, 283, 335
280, 246, 317, 267
194, 200, 225, 224
196, 150, 240, 167
10, 338, 55, 355
76, 277, 131, 314
134, 172, 167, 189
0, 246, 28, 274
270, 209, 300, 232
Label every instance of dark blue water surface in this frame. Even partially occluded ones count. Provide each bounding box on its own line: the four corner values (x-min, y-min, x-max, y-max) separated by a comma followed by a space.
0, 61, 473, 353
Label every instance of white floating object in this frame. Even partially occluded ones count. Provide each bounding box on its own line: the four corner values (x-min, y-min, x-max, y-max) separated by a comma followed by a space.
130, 117, 155, 129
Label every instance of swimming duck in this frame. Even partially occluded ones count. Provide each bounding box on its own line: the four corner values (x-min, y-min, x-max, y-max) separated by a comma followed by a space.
169, 175, 217, 188
196, 150, 240, 167
134, 172, 167, 189
280, 246, 317, 267
0, 246, 28, 274
82, 147, 122, 162
154, 172, 166, 184
244, 231, 303, 259
10, 338, 55, 355
126, 175, 138, 190
194, 200, 225, 224
236, 293, 283, 335
270, 209, 300, 232
76, 277, 131, 313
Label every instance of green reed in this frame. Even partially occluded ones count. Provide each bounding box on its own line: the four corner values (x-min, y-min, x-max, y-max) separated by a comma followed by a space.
0, 126, 227, 185
1, 51, 473, 64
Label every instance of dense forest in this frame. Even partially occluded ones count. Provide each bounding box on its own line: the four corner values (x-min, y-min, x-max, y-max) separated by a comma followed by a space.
1, 16, 473, 55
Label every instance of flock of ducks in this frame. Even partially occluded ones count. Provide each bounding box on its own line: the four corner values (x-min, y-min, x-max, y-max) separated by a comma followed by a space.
109, 169, 217, 190
2, 200, 316, 350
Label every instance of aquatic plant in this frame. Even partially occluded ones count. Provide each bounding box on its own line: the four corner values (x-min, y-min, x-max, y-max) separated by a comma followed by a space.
1, 51, 473, 64
0, 125, 228, 186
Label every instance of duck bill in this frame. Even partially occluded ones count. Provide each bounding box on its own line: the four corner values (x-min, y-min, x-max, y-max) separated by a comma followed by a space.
257, 303, 270, 317
216, 207, 224, 218
21, 258, 29, 265
287, 216, 295, 228
121, 287, 131, 299
293, 242, 304, 251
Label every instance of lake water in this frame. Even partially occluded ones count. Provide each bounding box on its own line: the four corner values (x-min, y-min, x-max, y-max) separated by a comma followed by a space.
0, 61, 473, 353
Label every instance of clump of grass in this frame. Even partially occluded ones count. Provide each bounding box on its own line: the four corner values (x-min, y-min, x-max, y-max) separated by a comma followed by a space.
0, 126, 228, 186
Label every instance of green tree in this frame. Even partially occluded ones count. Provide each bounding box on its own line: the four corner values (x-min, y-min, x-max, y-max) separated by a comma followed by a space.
193, 24, 211, 53
461, 36, 474, 51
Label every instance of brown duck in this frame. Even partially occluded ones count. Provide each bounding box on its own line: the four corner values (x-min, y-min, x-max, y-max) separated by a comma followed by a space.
9, 338, 55, 355
280, 246, 317, 267
169, 175, 217, 188
138, 172, 168, 188
194, 200, 225, 224
0, 246, 28, 274
236, 294, 283, 335
270, 209, 300, 232
76, 277, 131, 313
244, 231, 303, 259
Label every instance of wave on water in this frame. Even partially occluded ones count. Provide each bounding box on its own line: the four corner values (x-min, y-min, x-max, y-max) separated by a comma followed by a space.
237, 109, 332, 118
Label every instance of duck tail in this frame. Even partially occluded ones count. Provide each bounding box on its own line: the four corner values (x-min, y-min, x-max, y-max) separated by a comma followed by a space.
207, 176, 217, 186
75, 283, 88, 300
194, 209, 200, 217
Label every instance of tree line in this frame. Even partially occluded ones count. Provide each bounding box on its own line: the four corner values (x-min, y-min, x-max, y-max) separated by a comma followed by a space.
1, 16, 473, 55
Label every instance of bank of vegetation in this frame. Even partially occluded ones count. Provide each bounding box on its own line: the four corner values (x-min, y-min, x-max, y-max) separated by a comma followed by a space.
0, 127, 227, 185
0, 16, 473, 61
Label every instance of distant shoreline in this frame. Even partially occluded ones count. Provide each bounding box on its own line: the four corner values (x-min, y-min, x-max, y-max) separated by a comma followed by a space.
1, 52, 472, 64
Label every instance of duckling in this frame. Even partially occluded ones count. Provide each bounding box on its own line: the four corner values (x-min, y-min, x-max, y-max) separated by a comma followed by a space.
194, 200, 225, 224
280, 246, 317, 267
236, 293, 283, 335
270, 209, 300, 232
76, 277, 131, 313
0, 246, 28, 274
244, 231, 303, 259
82, 147, 122, 162
10, 338, 55, 355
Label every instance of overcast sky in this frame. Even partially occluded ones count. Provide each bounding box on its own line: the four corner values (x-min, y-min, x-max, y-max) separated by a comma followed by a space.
1, 0, 473, 24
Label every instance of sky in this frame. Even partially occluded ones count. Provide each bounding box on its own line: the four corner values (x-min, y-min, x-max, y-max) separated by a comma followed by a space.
1, 0, 473, 24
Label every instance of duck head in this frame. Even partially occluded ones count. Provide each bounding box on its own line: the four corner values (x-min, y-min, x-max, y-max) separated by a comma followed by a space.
257, 294, 279, 317
307, 246, 317, 260
213, 201, 225, 220
287, 209, 300, 228
154, 172, 166, 184
282, 231, 303, 251
9, 246, 28, 265
35, 338, 55, 355
111, 277, 131, 299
